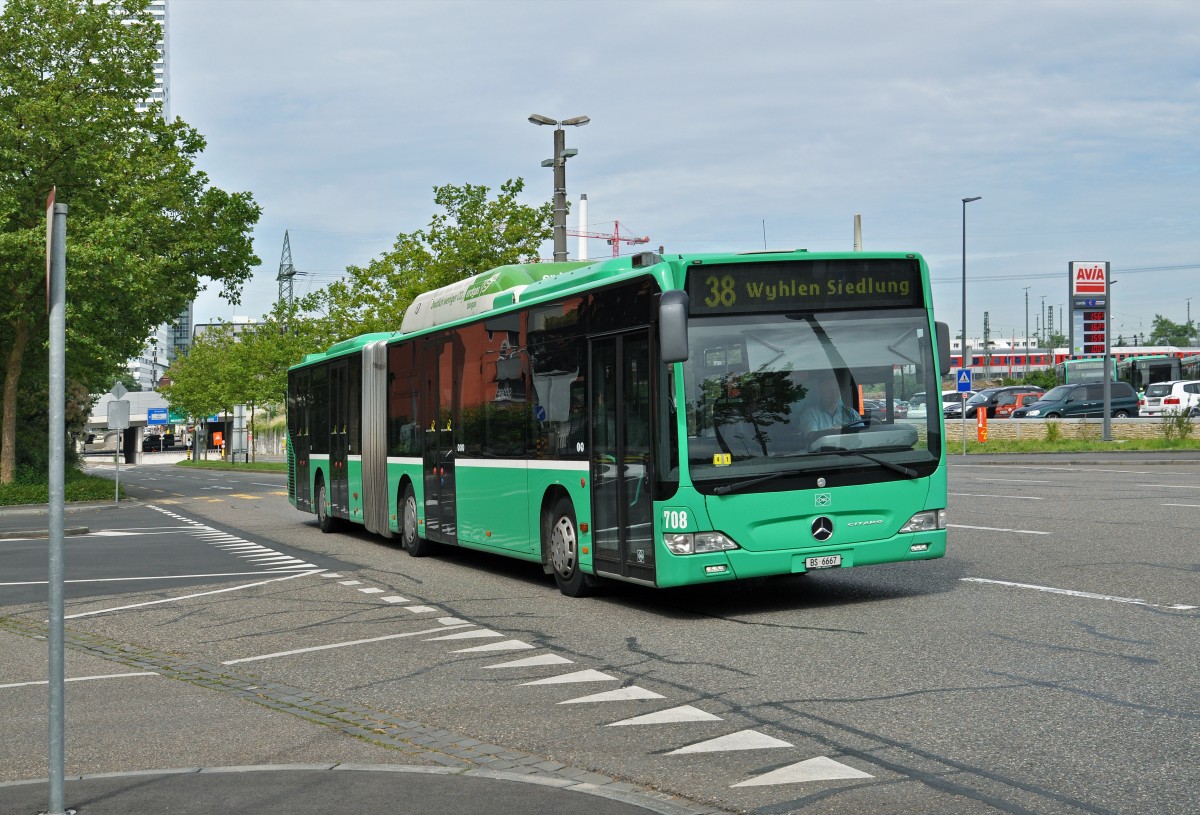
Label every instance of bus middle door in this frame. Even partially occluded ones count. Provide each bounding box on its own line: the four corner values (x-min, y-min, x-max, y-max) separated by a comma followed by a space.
422, 334, 460, 544
590, 330, 655, 584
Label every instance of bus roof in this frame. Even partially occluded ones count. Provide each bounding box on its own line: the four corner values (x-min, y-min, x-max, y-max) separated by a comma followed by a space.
292, 249, 929, 370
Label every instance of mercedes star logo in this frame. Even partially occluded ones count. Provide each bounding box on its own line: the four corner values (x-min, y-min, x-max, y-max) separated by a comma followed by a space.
811, 516, 833, 541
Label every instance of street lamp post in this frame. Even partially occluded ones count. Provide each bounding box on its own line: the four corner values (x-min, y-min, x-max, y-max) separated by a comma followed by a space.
529, 113, 590, 262
961, 196, 981, 455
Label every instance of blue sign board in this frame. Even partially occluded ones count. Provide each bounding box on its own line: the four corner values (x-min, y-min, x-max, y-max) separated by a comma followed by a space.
956, 369, 973, 393
147, 407, 168, 426
206, 415, 219, 423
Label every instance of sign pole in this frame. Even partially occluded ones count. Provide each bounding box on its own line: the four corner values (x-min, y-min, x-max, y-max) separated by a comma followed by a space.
47, 197, 71, 815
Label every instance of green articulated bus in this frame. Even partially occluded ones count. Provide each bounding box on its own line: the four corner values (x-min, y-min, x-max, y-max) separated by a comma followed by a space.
287, 250, 953, 596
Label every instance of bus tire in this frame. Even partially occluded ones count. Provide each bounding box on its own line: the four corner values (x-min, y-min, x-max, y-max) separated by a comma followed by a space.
546, 496, 590, 597
316, 478, 338, 534
401, 484, 434, 557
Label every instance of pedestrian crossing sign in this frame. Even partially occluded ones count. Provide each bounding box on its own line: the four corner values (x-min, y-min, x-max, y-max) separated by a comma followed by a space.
957, 369, 972, 392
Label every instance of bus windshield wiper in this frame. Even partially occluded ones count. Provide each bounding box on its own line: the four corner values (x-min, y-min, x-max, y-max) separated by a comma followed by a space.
821, 450, 918, 478
712, 468, 809, 495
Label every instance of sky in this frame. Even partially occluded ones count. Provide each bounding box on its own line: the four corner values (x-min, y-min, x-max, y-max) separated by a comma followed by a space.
169, 0, 1200, 346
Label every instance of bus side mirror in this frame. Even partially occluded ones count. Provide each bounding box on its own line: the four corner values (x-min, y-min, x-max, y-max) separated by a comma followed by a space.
659, 290, 689, 363
935, 322, 951, 375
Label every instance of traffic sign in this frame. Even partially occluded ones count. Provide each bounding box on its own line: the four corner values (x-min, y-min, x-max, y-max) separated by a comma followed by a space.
147, 407, 168, 425
956, 369, 973, 392
107, 399, 130, 430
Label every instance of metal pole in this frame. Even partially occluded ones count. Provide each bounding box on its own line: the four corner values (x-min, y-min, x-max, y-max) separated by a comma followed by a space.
1024, 287, 1030, 378
1103, 270, 1113, 441
961, 196, 981, 455
552, 126, 567, 262
48, 201, 69, 815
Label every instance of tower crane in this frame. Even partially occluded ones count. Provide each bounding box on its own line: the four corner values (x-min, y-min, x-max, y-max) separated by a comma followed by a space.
568, 220, 650, 258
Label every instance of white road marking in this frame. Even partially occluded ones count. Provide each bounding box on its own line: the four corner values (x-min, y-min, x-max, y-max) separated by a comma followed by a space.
560, 686, 665, 704
63, 571, 321, 619
424, 630, 504, 641
962, 577, 1198, 610
668, 729, 792, 754
358, 587, 384, 594
732, 756, 873, 787
320, 573, 343, 578
0, 672, 158, 690
338, 580, 363, 586
1138, 483, 1200, 489
221, 623, 475, 665
521, 669, 617, 686
452, 640, 535, 653
484, 654, 574, 669
969, 478, 1051, 483
1163, 503, 1200, 508
437, 617, 468, 625
1, 570, 315, 588
607, 705, 722, 727
950, 493, 1044, 500
380, 596, 409, 603
948, 524, 1048, 535
404, 605, 438, 613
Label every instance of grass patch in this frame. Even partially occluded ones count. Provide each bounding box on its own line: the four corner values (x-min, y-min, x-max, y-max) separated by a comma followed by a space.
175, 459, 287, 473
0, 468, 123, 506
962, 437, 1200, 454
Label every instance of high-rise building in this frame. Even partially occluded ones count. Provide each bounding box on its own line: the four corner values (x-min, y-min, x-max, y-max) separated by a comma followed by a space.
125, 0, 190, 390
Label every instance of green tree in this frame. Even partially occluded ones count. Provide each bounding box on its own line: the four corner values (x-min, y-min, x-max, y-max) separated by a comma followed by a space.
0, 0, 260, 482
305, 179, 552, 338
1148, 315, 1195, 346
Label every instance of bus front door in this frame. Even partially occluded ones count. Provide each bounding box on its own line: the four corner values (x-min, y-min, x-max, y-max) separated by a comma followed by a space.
590, 331, 655, 584
422, 334, 459, 544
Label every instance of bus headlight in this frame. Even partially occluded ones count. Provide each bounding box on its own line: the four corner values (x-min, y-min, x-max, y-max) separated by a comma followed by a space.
899, 510, 946, 534
664, 532, 739, 555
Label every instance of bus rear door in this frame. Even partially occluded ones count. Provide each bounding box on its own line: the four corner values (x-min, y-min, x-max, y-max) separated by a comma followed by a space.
422, 334, 460, 543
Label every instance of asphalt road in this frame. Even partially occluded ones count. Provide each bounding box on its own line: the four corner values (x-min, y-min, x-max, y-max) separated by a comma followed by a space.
2, 455, 1197, 815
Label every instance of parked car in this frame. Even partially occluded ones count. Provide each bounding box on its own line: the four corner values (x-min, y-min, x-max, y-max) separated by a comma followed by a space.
940, 390, 976, 418
1011, 382, 1139, 419
1140, 380, 1200, 418
951, 386, 1046, 419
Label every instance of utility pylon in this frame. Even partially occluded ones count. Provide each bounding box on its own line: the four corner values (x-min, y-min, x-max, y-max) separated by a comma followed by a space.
277, 230, 297, 307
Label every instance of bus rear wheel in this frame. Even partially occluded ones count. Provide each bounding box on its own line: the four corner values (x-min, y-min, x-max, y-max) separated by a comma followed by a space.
401, 484, 433, 557
546, 497, 590, 597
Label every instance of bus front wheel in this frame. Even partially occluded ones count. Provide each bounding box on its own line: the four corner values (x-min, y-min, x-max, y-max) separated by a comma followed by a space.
546, 497, 590, 597
402, 484, 433, 557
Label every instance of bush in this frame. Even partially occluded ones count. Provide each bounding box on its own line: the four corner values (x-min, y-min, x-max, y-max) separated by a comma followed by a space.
0, 468, 121, 506
1160, 410, 1195, 442
1044, 420, 1061, 442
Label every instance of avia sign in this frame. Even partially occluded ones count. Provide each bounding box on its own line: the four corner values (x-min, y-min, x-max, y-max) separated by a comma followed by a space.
1070, 261, 1108, 296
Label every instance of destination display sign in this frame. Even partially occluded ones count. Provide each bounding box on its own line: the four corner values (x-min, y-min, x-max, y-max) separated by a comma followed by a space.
686, 258, 923, 315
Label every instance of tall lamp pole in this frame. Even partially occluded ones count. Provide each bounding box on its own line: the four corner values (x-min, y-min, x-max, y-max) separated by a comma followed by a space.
529, 113, 590, 262
961, 196, 981, 455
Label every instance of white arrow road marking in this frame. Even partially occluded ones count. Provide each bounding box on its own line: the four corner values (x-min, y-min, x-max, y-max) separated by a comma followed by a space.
732, 756, 873, 787
560, 686, 665, 704
452, 640, 535, 653
606, 705, 722, 726
521, 669, 616, 686
484, 654, 574, 669
667, 729, 792, 754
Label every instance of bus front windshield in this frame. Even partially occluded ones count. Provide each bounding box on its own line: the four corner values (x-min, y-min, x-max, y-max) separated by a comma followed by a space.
681, 309, 941, 488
